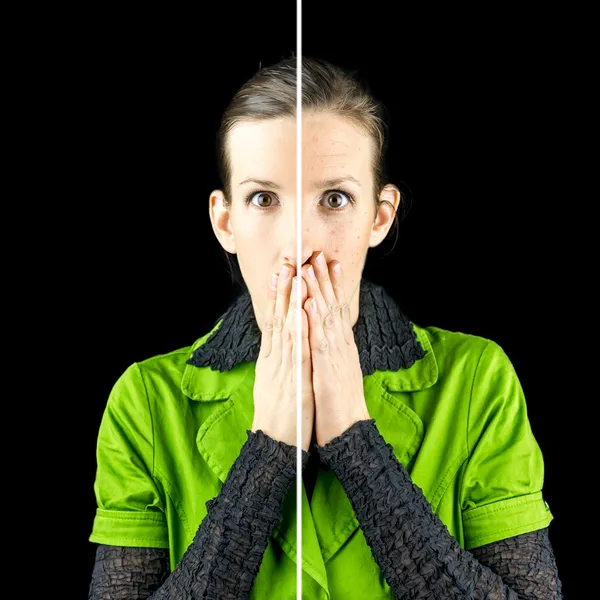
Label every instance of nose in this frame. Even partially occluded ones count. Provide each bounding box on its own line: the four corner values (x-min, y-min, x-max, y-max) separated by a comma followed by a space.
280, 225, 322, 270
282, 249, 314, 270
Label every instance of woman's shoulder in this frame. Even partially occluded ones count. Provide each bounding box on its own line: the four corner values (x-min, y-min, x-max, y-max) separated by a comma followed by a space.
121, 324, 219, 387
413, 322, 509, 366
134, 321, 222, 372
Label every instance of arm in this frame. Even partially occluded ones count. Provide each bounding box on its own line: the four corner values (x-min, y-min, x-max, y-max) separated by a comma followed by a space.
471, 528, 562, 597
89, 429, 309, 600
318, 419, 563, 600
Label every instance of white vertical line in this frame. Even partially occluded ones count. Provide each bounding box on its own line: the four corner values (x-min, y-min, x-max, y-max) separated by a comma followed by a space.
296, 0, 303, 598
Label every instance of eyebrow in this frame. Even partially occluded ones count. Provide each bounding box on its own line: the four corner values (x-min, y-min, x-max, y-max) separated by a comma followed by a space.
238, 178, 282, 189
237, 176, 362, 190
312, 176, 362, 189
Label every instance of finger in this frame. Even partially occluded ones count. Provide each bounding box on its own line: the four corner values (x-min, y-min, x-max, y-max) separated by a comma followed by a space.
300, 291, 310, 344
286, 275, 307, 351
329, 261, 352, 345
288, 275, 307, 330
294, 301, 313, 450
282, 276, 300, 371
305, 295, 330, 359
290, 278, 311, 368
284, 276, 298, 334
272, 263, 294, 360
259, 272, 279, 359
303, 262, 337, 348
306, 254, 332, 318
300, 305, 313, 405
310, 251, 341, 319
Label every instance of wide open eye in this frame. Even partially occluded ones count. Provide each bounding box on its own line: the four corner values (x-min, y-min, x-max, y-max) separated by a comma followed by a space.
322, 190, 353, 210
247, 191, 279, 208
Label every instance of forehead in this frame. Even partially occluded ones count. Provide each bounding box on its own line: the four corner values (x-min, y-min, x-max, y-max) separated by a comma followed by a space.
227, 114, 374, 182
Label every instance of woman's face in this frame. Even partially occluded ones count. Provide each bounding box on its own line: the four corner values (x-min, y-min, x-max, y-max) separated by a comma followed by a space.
210, 112, 399, 329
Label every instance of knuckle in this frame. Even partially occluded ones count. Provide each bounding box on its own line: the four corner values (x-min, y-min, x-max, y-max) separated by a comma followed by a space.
341, 303, 351, 320
273, 316, 284, 332
323, 312, 335, 330
329, 301, 341, 317
318, 335, 329, 351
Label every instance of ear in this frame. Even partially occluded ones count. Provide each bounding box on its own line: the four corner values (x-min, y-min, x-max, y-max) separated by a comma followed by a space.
369, 184, 401, 247
209, 189, 237, 254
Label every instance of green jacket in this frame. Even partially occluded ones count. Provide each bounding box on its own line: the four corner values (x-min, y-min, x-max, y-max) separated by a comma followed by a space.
90, 321, 553, 599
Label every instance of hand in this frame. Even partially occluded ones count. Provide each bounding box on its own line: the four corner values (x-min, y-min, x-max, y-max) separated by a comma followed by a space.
301, 252, 370, 447
252, 264, 315, 452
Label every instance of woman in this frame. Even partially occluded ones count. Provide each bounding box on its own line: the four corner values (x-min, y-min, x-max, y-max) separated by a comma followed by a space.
88, 57, 563, 599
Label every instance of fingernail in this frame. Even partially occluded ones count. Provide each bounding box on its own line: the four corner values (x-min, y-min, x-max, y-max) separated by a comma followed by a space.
307, 265, 316, 280
316, 252, 326, 266
270, 273, 279, 289
281, 265, 291, 280
292, 277, 297, 291
333, 263, 342, 275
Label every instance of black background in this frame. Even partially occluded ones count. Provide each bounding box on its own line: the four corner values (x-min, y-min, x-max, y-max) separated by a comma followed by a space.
34, 2, 586, 597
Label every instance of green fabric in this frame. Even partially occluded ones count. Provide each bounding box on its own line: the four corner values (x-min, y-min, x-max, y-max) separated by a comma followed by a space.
90, 322, 553, 599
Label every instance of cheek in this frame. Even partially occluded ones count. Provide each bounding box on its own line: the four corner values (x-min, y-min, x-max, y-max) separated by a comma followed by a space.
327, 220, 370, 249
329, 230, 338, 250
326, 228, 368, 271
231, 213, 273, 259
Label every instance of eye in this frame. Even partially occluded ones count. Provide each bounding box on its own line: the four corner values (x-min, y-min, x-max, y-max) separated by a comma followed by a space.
247, 191, 279, 209
322, 190, 352, 210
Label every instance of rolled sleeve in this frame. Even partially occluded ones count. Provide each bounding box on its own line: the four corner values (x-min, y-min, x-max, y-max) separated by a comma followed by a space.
89, 363, 168, 549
